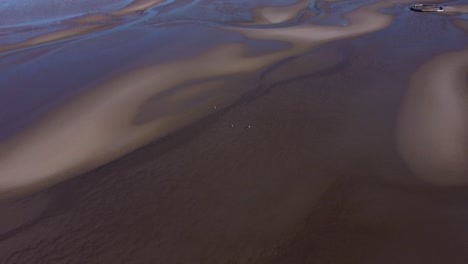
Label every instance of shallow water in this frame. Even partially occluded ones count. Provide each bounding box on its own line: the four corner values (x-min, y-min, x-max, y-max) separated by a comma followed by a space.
1, 0, 465, 196
0, 0, 468, 263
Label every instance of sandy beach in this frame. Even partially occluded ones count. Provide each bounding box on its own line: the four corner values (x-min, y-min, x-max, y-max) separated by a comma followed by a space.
0, 0, 468, 263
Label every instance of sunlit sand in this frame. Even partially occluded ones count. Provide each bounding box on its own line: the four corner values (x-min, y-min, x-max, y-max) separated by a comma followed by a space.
0, 0, 436, 197
1, 1, 468, 263
398, 47, 468, 185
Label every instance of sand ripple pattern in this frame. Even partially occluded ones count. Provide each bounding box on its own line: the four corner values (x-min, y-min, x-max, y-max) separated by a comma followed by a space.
0, 0, 466, 196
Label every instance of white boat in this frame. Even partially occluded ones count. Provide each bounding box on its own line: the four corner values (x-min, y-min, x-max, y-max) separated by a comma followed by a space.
410, 4, 444, 12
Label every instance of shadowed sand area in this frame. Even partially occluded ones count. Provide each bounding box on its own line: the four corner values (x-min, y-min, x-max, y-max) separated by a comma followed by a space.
0, 0, 444, 196
0, 0, 468, 263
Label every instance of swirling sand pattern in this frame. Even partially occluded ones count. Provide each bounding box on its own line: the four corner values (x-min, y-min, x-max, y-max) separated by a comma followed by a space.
0, 0, 168, 53
0, 1, 468, 263
0, 0, 448, 197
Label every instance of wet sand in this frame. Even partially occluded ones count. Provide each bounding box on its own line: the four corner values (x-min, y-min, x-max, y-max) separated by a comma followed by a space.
1, 0, 468, 263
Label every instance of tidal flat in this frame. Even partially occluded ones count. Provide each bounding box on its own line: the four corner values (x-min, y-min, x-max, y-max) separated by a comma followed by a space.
0, 0, 467, 263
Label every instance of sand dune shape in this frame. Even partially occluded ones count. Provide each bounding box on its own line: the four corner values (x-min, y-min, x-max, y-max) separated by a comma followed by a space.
397, 48, 468, 185
0, 0, 444, 197
0, 0, 167, 53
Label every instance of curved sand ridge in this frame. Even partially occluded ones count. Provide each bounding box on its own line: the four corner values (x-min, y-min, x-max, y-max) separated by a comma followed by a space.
240, 0, 314, 25
0, 0, 168, 53
397, 44, 468, 185
0, 0, 441, 197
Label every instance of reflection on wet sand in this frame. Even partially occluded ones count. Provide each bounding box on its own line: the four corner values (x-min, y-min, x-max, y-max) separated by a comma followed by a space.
1, 0, 468, 263
398, 46, 468, 185
0, 0, 167, 53
0, 0, 423, 197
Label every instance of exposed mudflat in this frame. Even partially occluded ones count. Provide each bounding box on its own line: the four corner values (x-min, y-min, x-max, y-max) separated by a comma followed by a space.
0, 0, 467, 263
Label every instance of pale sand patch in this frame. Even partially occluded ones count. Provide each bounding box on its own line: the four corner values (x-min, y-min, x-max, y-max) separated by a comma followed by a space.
0, 0, 166, 53
252, 0, 311, 24
0, 24, 112, 53
69, 13, 116, 24
0, 43, 290, 197
0, 0, 438, 197
397, 48, 468, 185
227, 0, 433, 46
110, 0, 166, 15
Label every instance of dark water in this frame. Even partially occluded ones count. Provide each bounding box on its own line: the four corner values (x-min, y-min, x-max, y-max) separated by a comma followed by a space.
0, 0, 468, 263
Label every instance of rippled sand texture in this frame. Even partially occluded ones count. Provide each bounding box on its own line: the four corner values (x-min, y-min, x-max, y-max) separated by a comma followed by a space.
0, 0, 446, 197
1, 0, 468, 263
